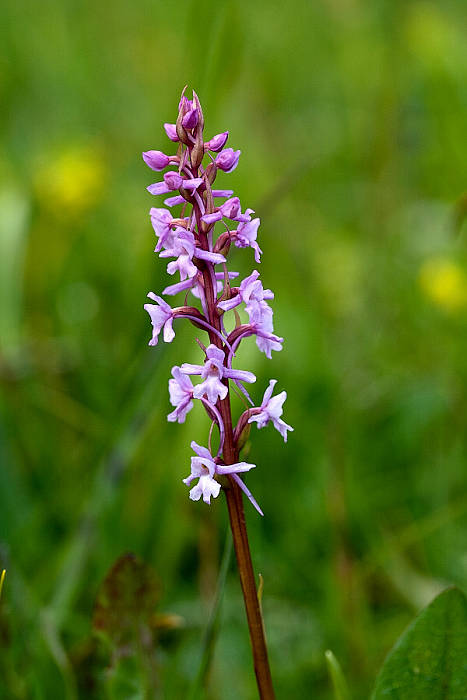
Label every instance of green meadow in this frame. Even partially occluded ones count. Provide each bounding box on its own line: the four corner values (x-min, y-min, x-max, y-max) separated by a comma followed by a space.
1, 0, 467, 697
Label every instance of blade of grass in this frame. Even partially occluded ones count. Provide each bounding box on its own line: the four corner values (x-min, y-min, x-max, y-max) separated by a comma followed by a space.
188, 530, 233, 700
325, 650, 351, 700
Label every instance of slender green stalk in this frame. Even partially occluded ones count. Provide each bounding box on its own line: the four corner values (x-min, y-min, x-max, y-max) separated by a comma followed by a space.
189, 532, 233, 699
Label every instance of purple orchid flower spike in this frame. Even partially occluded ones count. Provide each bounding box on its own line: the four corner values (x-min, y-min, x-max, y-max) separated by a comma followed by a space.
249, 380, 293, 442
142, 88, 287, 694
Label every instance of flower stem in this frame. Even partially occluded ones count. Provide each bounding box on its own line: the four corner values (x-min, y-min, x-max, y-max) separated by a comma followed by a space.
225, 481, 275, 698
193, 174, 275, 699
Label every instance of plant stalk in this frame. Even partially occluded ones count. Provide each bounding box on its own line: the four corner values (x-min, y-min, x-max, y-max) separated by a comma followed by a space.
193, 194, 275, 698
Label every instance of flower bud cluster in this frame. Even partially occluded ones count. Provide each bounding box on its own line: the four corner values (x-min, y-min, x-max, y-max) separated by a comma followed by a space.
143, 88, 292, 515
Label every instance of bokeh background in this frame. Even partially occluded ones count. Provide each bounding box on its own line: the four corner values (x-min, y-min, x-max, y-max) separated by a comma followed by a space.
1, 0, 467, 697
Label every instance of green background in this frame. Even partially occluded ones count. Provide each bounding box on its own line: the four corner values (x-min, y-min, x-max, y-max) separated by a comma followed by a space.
1, 0, 467, 697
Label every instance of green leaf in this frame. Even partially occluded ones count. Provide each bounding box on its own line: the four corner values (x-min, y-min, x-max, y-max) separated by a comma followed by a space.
325, 649, 351, 700
372, 587, 467, 699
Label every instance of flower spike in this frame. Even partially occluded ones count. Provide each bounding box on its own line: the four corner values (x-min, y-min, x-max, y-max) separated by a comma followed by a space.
142, 87, 285, 694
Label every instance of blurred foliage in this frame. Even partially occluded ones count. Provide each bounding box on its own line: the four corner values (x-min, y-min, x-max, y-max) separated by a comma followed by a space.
92, 553, 182, 698
1, 0, 467, 697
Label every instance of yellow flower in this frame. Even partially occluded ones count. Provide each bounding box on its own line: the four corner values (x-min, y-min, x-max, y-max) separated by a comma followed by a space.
418, 257, 467, 312
34, 145, 106, 217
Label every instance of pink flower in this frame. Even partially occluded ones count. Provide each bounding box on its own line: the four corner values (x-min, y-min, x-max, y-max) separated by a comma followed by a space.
201, 196, 253, 226
254, 313, 283, 358
164, 123, 178, 142
234, 218, 263, 263
150, 207, 183, 252
218, 270, 274, 322
168, 367, 194, 423
249, 380, 293, 442
159, 230, 226, 281
205, 131, 229, 152
183, 442, 261, 513
179, 96, 199, 129
143, 293, 175, 346
181, 344, 255, 404
142, 150, 170, 171
147, 171, 203, 196
160, 230, 198, 281
215, 148, 241, 173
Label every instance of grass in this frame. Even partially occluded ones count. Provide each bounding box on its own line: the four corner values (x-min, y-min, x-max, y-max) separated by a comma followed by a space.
1, 0, 467, 696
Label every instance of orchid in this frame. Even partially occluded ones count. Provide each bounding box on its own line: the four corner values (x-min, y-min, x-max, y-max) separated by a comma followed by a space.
218, 270, 274, 322
181, 344, 255, 404
234, 217, 263, 262
249, 380, 293, 442
201, 196, 253, 226
215, 148, 241, 173
167, 367, 194, 423
142, 150, 171, 171
142, 88, 291, 694
143, 293, 175, 346
149, 207, 186, 252
183, 442, 260, 513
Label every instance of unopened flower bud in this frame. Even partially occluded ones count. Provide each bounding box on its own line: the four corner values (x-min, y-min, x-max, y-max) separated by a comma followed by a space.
164, 123, 179, 142
178, 95, 190, 112
215, 148, 241, 173
190, 134, 204, 170
142, 150, 170, 171
205, 132, 229, 152
236, 422, 252, 453
182, 108, 199, 129
213, 232, 231, 257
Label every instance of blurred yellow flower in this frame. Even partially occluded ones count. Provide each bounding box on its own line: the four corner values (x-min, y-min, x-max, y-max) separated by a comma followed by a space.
404, 3, 456, 68
34, 145, 106, 217
418, 257, 467, 312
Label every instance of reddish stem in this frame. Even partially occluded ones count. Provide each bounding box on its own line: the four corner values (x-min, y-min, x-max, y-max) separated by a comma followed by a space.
192, 186, 275, 698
